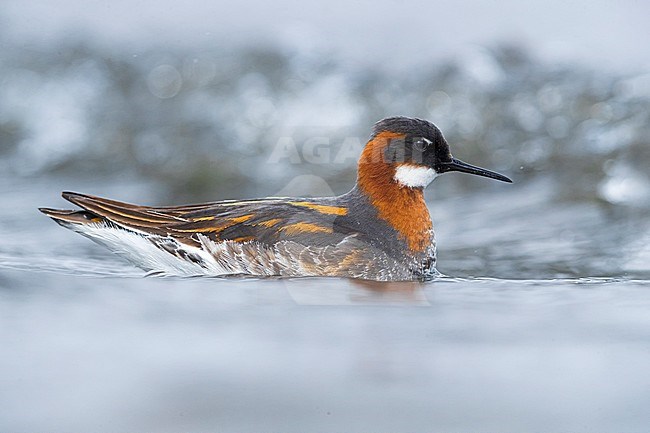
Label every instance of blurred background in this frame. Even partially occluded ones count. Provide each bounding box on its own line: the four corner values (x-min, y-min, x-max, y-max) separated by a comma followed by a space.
2, 0, 650, 203
1, 1, 650, 432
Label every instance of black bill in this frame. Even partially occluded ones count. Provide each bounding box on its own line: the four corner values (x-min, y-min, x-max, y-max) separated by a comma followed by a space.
439, 158, 512, 183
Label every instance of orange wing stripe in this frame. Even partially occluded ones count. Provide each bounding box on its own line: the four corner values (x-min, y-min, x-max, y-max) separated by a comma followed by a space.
192, 216, 216, 222
232, 236, 255, 243
280, 222, 333, 235
288, 201, 348, 216
173, 214, 253, 233
257, 218, 282, 227
229, 215, 253, 224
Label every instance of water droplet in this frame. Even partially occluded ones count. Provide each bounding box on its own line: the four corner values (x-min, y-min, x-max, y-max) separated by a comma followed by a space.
147, 64, 182, 99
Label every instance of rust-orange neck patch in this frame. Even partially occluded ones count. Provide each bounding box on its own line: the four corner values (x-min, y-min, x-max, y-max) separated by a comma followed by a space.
357, 132, 433, 253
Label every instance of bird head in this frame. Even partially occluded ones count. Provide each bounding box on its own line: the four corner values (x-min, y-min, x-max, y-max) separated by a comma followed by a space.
360, 116, 512, 188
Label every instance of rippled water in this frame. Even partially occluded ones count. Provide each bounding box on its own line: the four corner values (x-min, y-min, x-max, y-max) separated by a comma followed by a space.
2, 170, 650, 432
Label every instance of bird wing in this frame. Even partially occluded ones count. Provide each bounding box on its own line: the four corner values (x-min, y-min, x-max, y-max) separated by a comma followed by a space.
46, 191, 355, 248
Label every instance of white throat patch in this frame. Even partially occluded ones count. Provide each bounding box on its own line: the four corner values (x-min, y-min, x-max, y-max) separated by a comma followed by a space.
394, 165, 438, 188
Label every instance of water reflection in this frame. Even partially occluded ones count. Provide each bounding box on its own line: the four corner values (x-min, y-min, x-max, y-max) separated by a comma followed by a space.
283, 278, 431, 306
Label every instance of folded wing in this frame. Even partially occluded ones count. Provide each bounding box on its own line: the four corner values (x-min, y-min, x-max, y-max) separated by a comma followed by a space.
40, 191, 354, 248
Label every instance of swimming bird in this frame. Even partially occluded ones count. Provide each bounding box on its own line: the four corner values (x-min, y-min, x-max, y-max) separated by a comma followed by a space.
40, 117, 511, 281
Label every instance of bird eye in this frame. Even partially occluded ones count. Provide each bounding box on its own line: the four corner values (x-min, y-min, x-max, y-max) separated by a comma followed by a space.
412, 137, 431, 152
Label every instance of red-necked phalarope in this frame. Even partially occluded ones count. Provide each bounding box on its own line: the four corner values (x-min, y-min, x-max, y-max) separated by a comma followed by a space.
40, 117, 512, 281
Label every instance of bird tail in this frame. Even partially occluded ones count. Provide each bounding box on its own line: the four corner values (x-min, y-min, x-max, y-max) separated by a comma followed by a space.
40, 191, 112, 225
38, 207, 103, 226
40, 191, 179, 235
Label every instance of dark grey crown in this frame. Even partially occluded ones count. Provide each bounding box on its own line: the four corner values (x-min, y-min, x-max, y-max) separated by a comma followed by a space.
372, 117, 444, 144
